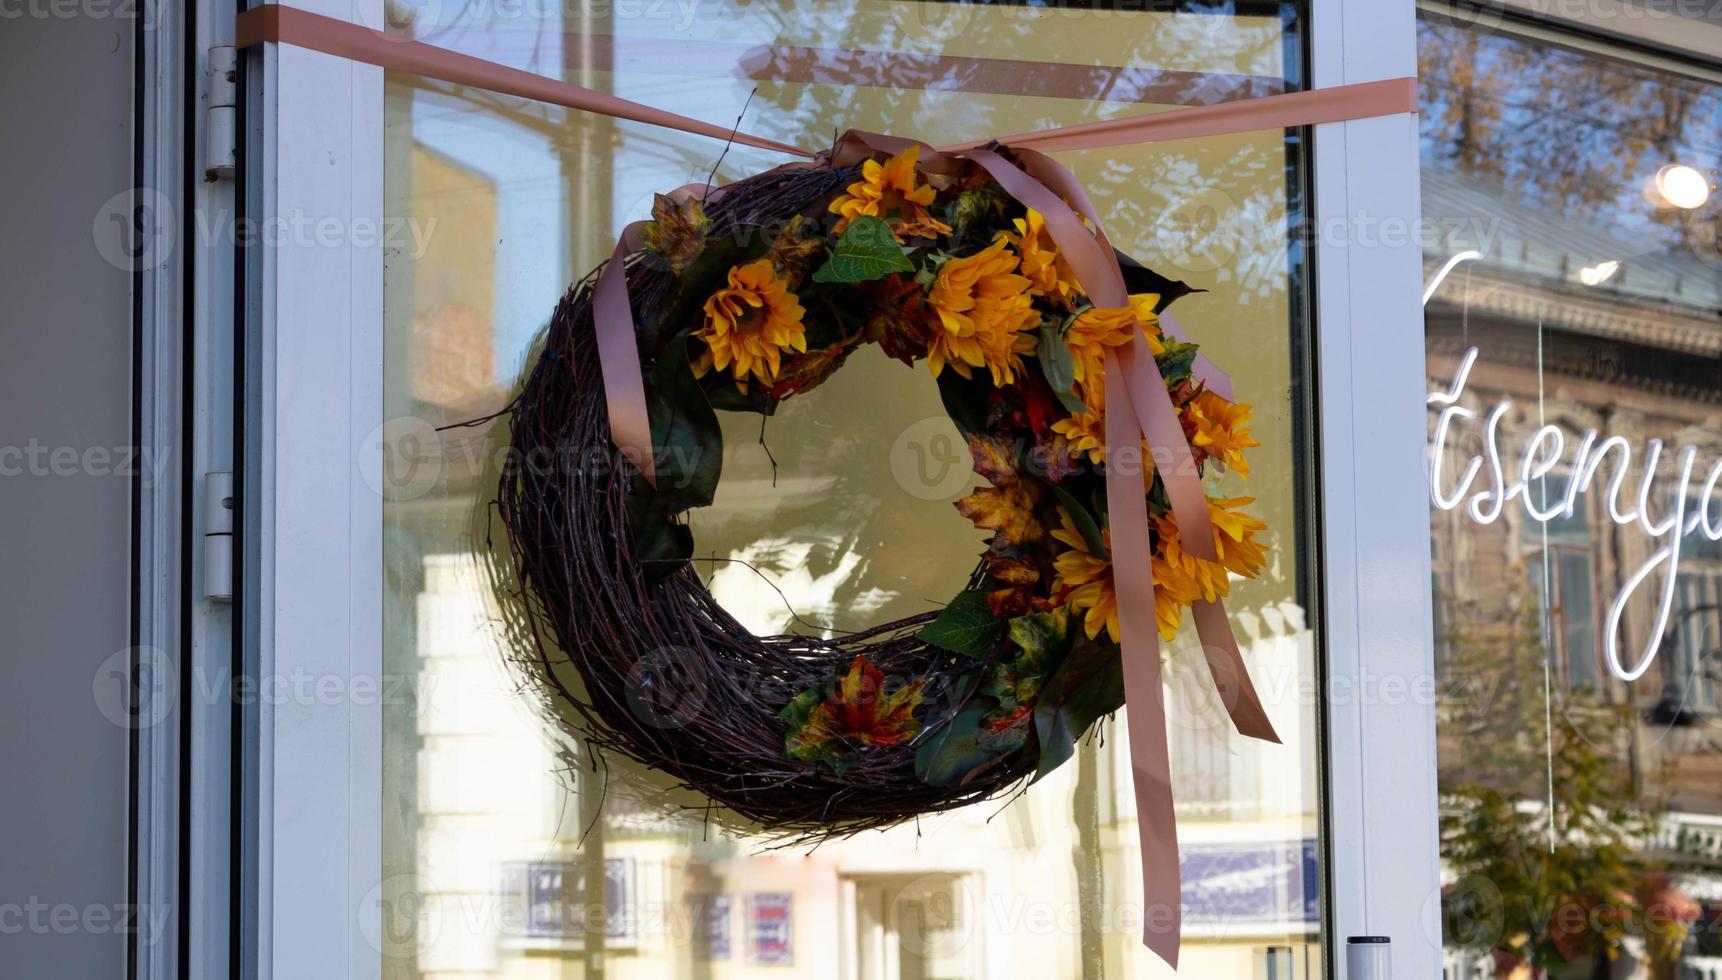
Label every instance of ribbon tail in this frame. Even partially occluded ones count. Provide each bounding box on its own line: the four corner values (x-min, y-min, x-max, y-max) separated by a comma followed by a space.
592, 233, 656, 487
1103, 351, 1182, 967
1191, 598, 1280, 743
1118, 334, 1278, 743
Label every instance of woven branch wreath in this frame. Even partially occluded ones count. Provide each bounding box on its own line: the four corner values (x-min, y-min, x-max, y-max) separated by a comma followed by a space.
495, 143, 1267, 835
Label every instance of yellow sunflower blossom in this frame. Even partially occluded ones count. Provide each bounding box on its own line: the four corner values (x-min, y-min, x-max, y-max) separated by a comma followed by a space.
925, 238, 1040, 386
1047, 408, 1158, 482
828, 145, 952, 242
999, 209, 1081, 309
1187, 390, 1260, 476
696, 258, 808, 385
1050, 507, 1119, 644
1063, 292, 1164, 410
1149, 550, 1205, 640
1151, 496, 1270, 629
1051, 411, 1106, 465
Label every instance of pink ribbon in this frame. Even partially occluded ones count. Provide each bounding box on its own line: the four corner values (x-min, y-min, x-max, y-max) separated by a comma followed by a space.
237, 7, 1416, 965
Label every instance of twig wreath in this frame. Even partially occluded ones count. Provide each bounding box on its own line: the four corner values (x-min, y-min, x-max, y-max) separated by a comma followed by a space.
493, 140, 1268, 836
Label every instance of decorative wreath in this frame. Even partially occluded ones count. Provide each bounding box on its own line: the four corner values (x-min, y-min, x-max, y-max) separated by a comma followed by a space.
494, 142, 1267, 835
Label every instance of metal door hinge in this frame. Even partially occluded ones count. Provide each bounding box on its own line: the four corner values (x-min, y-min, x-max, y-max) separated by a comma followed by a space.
204, 471, 234, 601
205, 45, 237, 180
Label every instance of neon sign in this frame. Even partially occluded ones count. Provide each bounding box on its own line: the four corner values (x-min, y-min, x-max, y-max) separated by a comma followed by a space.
1427, 347, 1722, 683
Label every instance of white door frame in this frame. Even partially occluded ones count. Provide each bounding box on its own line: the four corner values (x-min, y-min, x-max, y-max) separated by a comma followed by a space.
241, 0, 385, 977
236, 1, 1441, 977
1309, 0, 1444, 976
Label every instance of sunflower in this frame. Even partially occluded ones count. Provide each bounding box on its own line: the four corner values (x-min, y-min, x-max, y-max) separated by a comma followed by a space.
1051, 410, 1106, 464
925, 239, 1040, 386
999, 209, 1081, 309
1062, 292, 1163, 410
1187, 390, 1260, 476
1050, 507, 1119, 643
1150, 495, 1270, 635
828, 145, 952, 241
1047, 408, 1157, 481
696, 258, 808, 385
1149, 549, 1205, 641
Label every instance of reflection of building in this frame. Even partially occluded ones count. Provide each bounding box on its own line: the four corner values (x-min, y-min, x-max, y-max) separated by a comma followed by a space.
403, 554, 1321, 980
1424, 161, 1722, 974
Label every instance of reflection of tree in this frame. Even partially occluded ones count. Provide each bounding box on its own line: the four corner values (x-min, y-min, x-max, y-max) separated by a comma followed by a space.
1436, 578, 1689, 979
1419, 14, 1722, 250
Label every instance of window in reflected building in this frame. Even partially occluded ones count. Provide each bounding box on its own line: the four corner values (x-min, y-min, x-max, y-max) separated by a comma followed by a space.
1421, 7, 1722, 977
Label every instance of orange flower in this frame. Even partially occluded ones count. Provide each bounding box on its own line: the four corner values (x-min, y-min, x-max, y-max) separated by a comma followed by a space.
1063, 293, 1162, 410
1051, 410, 1106, 464
1188, 390, 1260, 476
1000, 209, 1081, 309
1050, 508, 1119, 643
925, 239, 1040, 386
828, 146, 952, 241
1054, 495, 1269, 643
696, 259, 807, 385
1151, 496, 1270, 634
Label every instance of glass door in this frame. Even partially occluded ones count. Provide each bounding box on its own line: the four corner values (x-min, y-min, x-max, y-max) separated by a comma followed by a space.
240, 0, 1437, 976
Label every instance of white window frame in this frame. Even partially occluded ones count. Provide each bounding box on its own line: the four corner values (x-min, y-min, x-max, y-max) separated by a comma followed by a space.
236, 1, 1442, 977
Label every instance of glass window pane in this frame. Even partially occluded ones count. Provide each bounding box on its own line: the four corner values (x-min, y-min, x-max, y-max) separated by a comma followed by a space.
1422, 9, 1722, 976
382, 4, 1324, 977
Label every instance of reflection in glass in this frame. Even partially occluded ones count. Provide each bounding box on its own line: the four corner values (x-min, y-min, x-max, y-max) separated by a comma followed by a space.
382, 3, 1323, 977
1423, 10, 1722, 977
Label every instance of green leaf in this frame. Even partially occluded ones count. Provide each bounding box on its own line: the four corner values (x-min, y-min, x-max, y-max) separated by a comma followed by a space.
625, 491, 694, 584
916, 589, 1004, 658
1037, 323, 1088, 415
704, 382, 778, 415
638, 234, 754, 357
811, 215, 914, 284
1155, 340, 1201, 386
1007, 607, 1073, 668
1032, 633, 1125, 781
935, 368, 992, 435
643, 335, 723, 513
1048, 483, 1109, 561
914, 702, 1005, 787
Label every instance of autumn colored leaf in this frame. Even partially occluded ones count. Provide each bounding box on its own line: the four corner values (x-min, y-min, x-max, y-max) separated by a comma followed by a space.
780, 655, 926, 771
956, 433, 1044, 549
1033, 429, 1082, 483
639, 193, 710, 275
964, 432, 1021, 487
975, 703, 1033, 752
769, 342, 855, 399
863, 273, 933, 366
764, 215, 826, 280
956, 483, 1043, 550
982, 555, 1041, 618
